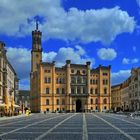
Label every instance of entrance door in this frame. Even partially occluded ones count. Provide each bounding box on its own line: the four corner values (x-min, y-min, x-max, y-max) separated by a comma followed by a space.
76, 99, 82, 112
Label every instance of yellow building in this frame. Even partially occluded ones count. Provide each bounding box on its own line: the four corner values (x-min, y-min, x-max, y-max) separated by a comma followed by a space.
111, 84, 122, 112
30, 24, 111, 113
0, 41, 19, 116
121, 78, 130, 111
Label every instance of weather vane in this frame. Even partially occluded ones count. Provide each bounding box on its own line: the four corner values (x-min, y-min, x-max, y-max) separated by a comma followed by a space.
36, 20, 39, 30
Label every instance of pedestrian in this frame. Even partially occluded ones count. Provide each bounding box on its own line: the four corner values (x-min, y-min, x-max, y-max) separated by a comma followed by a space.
26, 110, 30, 117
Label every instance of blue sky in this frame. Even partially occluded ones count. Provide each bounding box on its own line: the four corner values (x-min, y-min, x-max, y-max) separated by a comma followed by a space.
0, 0, 140, 89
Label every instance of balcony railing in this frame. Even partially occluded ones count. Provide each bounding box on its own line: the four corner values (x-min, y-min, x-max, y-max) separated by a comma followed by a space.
70, 93, 89, 97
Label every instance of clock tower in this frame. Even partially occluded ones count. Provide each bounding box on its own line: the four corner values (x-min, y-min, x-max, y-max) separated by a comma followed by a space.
31, 21, 42, 72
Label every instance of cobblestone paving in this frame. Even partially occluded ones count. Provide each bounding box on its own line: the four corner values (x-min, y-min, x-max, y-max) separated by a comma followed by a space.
0, 113, 140, 140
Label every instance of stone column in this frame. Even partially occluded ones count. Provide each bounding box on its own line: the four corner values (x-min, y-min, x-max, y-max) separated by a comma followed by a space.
66, 60, 71, 111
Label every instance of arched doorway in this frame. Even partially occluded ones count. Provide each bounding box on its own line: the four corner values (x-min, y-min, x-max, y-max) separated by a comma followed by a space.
76, 99, 82, 112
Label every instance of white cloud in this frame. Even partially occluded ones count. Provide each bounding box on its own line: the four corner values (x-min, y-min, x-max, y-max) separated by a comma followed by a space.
7, 47, 31, 79
122, 57, 139, 64
112, 70, 131, 85
42, 45, 95, 66
97, 48, 117, 60
137, 0, 140, 7
0, 0, 136, 44
132, 46, 136, 52
6, 45, 94, 89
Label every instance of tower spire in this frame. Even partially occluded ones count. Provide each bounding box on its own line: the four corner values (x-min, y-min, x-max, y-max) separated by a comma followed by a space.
36, 20, 38, 30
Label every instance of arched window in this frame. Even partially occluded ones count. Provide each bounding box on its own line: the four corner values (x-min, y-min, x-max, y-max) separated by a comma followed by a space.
103, 98, 107, 104
95, 98, 98, 104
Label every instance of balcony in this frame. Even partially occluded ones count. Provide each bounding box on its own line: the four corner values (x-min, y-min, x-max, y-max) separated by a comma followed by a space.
70, 93, 89, 97
71, 83, 86, 86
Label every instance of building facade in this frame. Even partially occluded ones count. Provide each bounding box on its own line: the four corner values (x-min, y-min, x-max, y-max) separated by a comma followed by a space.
112, 67, 140, 112
30, 25, 111, 113
129, 68, 140, 111
0, 41, 19, 116
111, 84, 122, 111
18, 90, 30, 113
121, 78, 130, 111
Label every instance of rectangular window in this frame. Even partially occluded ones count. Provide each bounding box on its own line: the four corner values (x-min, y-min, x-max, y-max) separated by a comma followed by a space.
56, 99, 59, 105
46, 88, 50, 94
95, 88, 98, 94
44, 69, 51, 73
46, 99, 49, 105
62, 99, 65, 105
56, 88, 59, 94
103, 73, 108, 76
44, 77, 51, 83
62, 88, 65, 94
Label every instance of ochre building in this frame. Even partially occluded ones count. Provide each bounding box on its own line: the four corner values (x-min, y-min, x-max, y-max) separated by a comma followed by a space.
30, 25, 111, 113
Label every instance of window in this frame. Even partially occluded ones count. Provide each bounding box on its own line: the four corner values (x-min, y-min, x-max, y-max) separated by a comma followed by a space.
90, 88, 93, 94
83, 70, 86, 74
83, 87, 86, 94
77, 76, 81, 83
56, 99, 59, 105
95, 98, 98, 104
77, 87, 81, 94
62, 88, 65, 94
71, 77, 76, 84
62, 108, 65, 111
83, 78, 87, 84
103, 73, 108, 76
103, 79, 108, 85
56, 88, 59, 94
96, 80, 98, 85
71, 88, 75, 93
91, 99, 93, 104
46, 99, 49, 105
62, 99, 65, 105
103, 98, 107, 104
44, 77, 51, 83
46, 88, 49, 94
95, 88, 98, 94
71, 69, 74, 73
90, 79, 92, 84
44, 69, 51, 73
56, 78, 65, 84
104, 88, 107, 94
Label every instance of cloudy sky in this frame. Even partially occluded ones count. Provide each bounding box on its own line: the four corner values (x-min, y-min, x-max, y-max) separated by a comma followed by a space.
0, 0, 140, 89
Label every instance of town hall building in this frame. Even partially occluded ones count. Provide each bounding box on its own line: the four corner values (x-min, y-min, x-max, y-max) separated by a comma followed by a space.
30, 23, 111, 113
